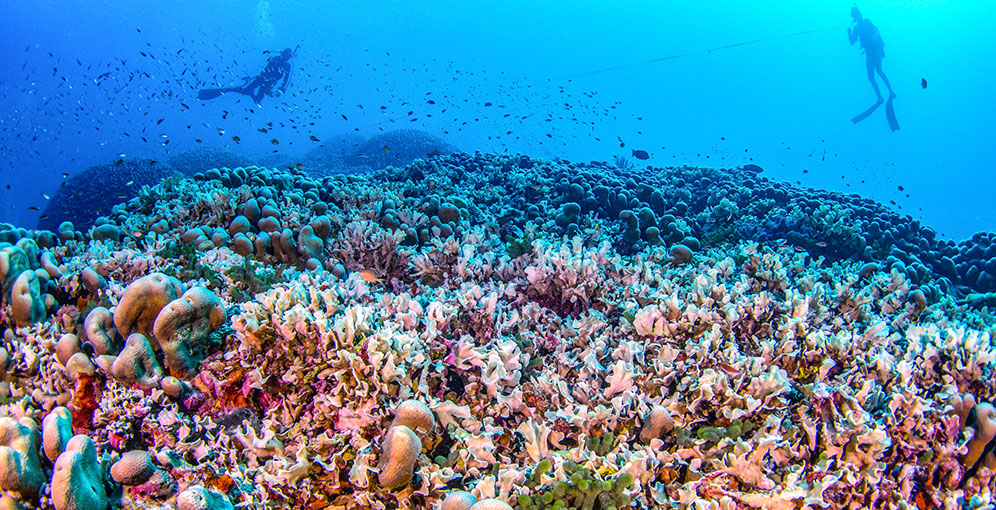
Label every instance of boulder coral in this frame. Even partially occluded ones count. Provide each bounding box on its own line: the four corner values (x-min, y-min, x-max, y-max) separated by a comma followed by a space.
469, 499, 514, 510
109, 450, 156, 486
391, 399, 435, 436
8, 270, 46, 326
82, 307, 117, 356
42, 407, 74, 463
152, 286, 226, 377
0, 417, 44, 498
175, 485, 234, 510
110, 333, 163, 388
51, 435, 107, 510
377, 425, 421, 489
638, 405, 674, 444
113, 273, 186, 343
441, 491, 477, 510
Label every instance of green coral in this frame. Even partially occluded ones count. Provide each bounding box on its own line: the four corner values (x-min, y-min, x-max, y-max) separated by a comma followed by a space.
694, 419, 755, 444
585, 432, 616, 456
516, 461, 634, 510
700, 222, 738, 249
506, 231, 541, 259
224, 254, 289, 302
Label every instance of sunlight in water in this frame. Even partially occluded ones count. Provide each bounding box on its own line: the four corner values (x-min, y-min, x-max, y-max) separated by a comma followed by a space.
257, 0, 274, 40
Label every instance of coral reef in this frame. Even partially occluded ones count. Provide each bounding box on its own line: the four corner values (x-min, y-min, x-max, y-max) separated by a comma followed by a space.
1, 152, 995, 510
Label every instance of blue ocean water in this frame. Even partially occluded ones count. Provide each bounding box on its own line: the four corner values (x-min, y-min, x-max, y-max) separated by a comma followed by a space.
0, 0, 992, 239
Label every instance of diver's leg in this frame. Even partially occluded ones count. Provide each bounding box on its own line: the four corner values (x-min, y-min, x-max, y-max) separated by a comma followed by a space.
252, 82, 271, 104
876, 62, 896, 98
242, 76, 264, 97
866, 57, 883, 102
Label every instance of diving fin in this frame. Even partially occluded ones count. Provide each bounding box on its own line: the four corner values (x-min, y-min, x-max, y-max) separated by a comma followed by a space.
851, 99, 884, 124
885, 96, 900, 131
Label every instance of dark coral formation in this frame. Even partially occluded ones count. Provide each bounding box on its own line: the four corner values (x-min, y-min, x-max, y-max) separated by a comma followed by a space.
293, 132, 367, 177
342, 129, 458, 170
166, 147, 256, 177
382, 154, 994, 298
37, 158, 176, 232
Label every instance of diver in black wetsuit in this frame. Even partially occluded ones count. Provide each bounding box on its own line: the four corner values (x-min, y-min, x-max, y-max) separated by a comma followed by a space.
198, 47, 295, 105
848, 7, 894, 102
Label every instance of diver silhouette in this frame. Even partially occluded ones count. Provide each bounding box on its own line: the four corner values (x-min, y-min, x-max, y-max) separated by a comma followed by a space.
848, 7, 899, 130
198, 47, 296, 105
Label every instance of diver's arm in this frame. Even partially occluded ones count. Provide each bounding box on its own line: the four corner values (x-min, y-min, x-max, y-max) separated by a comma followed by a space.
848, 26, 858, 45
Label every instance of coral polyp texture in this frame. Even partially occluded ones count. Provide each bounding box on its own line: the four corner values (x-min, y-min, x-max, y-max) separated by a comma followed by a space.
1, 152, 996, 510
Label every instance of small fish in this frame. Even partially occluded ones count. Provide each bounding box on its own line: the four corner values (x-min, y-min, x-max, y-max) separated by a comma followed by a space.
232, 136, 241, 142
717, 362, 740, 376
114, 159, 124, 166
921, 78, 927, 89
358, 270, 381, 283
309, 135, 319, 142
382, 145, 390, 152
28, 206, 39, 211
43, 194, 50, 199
631, 149, 650, 160
125, 180, 134, 186
270, 138, 279, 145
356, 153, 369, 158
815, 241, 828, 247
295, 163, 303, 170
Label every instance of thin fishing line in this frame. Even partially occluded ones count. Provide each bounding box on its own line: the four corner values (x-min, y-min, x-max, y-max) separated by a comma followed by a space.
349, 25, 846, 133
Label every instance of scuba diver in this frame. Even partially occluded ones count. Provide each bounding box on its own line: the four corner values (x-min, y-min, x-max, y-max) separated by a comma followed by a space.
848, 7, 894, 103
198, 46, 297, 105
848, 7, 899, 130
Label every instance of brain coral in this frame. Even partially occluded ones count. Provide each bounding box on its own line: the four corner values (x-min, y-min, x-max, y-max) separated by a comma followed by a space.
38, 158, 175, 232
